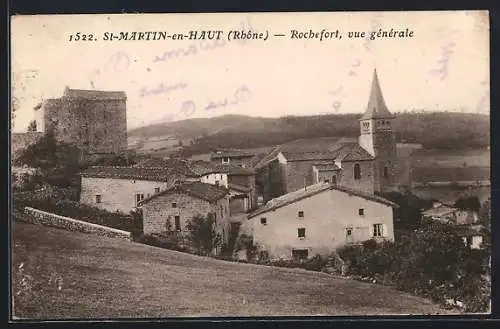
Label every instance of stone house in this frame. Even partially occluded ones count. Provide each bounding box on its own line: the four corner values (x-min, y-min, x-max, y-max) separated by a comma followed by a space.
210, 149, 255, 168
255, 69, 398, 202
138, 181, 231, 247
248, 182, 398, 260
34, 87, 128, 157
191, 161, 257, 213
80, 166, 196, 213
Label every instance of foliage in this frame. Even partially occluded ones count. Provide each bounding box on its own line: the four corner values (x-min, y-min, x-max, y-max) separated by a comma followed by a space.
234, 234, 257, 261
186, 213, 222, 256
135, 232, 188, 252
27, 120, 37, 132
217, 222, 241, 260
14, 130, 84, 190
380, 191, 430, 231
454, 196, 481, 212
13, 189, 142, 236
337, 221, 490, 312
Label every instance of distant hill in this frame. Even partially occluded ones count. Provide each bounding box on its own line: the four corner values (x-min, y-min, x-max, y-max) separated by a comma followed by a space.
128, 112, 490, 157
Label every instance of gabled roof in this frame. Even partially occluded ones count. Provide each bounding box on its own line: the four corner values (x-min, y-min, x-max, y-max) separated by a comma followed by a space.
335, 144, 374, 162
254, 137, 357, 168
138, 181, 229, 205
248, 182, 398, 219
63, 87, 127, 100
190, 161, 254, 176
210, 149, 255, 159
80, 166, 179, 182
360, 69, 394, 121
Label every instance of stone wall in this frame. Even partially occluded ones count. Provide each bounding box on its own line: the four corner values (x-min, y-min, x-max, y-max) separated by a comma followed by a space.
22, 207, 132, 241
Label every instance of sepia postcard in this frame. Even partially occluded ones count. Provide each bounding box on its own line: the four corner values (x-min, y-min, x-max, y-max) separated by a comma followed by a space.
10, 11, 491, 319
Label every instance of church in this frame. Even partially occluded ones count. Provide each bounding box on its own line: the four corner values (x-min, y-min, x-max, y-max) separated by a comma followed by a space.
255, 69, 398, 202
248, 69, 399, 260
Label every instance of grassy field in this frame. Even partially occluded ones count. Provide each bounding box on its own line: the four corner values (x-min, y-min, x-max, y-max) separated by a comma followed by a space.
11, 222, 452, 319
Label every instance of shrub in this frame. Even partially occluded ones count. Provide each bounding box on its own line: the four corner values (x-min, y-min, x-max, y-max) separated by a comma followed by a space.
135, 232, 187, 252
13, 188, 142, 236
186, 213, 222, 256
337, 221, 490, 312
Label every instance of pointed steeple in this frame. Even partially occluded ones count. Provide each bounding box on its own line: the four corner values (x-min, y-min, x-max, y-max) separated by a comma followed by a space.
360, 69, 394, 120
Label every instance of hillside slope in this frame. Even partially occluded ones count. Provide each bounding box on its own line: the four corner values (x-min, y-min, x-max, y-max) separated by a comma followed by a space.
12, 222, 452, 319
128, 112, 489, 157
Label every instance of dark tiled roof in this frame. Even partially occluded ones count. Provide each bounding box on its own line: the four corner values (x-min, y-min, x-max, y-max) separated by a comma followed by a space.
139, 181, 229, 205
190, 161, 254, 176
210, 149, 255, 159
254, 137, 357, 168
81, 166, 177, 182
335, 144, 374, 161
134, 157, 199, 177
134, 157, 170, 168
229, 183, 252, 193
63, 87, 127, 100
214, 163, 254, 175
248, 182, 398, 219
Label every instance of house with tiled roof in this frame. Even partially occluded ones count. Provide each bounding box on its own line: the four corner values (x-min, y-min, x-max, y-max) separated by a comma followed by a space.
210, 148, 256, 168
256, 69, 398, 202
190, 161, 257, 213
248, 182, 398, 260
79, 165, 198, 213
138, 181, 231, 250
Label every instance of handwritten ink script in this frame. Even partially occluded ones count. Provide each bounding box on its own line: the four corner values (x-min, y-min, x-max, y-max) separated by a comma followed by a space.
139, 81, 188, 98
159, 85, 252, 123
429, 41, 456, 80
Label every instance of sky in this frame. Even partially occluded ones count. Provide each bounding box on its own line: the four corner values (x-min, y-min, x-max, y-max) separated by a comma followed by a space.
11, 10, 489, 132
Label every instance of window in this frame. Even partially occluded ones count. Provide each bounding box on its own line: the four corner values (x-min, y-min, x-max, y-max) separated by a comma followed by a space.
154, 187, 160, 193
135, 193, 144, 206
373, 224, 383, 237
222, 157, 230, 164
297, 228, 306, 238
354, 163, 361, 180
174, 216, 181, 231
172, 202, 177, 208
346, 227, 353, 237
298, 211, 304, 218
331, 176, 337, 185
95, 194, 101, 204
260, 217, 267, 225
383, 166, 389, 178
324, 179, 330, 183
359, 208, 364, 216
292, 249, 309, 260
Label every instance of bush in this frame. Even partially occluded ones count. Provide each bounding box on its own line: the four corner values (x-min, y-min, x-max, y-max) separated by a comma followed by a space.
135, 232, 187, 252
337, 222, 490, 312
13, 188, 142, 236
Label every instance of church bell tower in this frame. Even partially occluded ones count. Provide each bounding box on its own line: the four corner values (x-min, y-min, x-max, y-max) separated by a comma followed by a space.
358, 69, 397, 193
